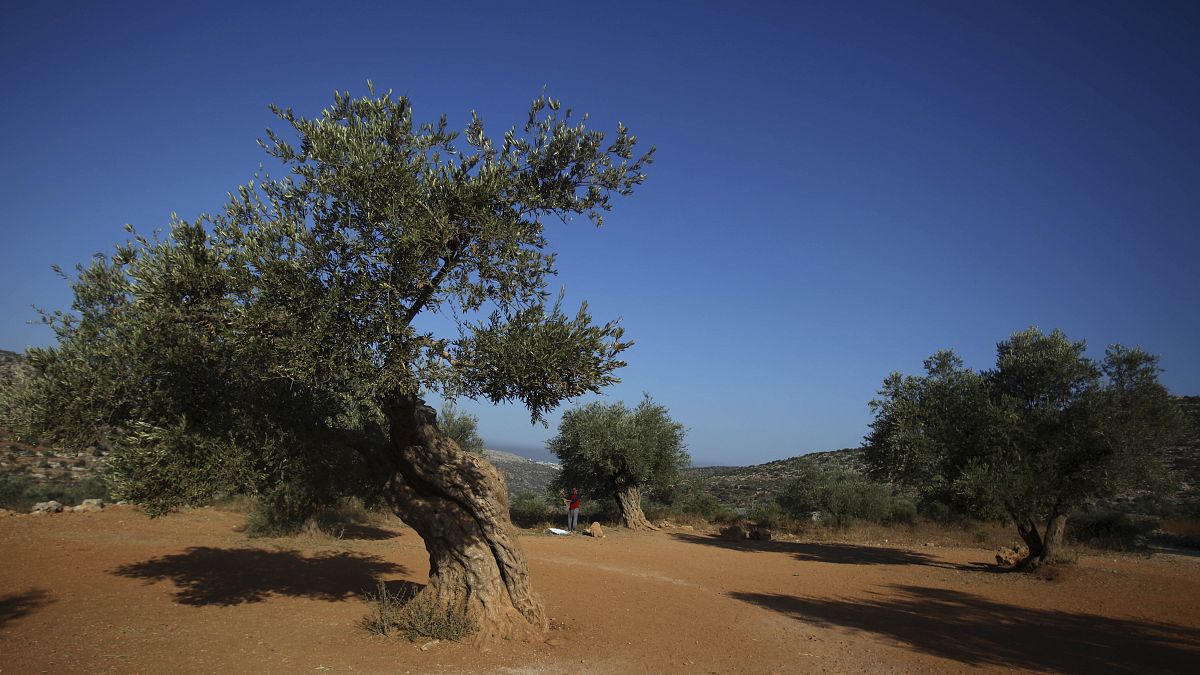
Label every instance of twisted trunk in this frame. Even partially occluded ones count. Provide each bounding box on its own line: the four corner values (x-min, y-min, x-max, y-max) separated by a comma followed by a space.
378, 394, 546, 641
1013, 509, 1069, 569
1015, 517, 1044, 570
615, 483, 657, 530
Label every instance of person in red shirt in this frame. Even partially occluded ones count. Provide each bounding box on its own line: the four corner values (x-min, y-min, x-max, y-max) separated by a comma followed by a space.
567, 487, 581, 531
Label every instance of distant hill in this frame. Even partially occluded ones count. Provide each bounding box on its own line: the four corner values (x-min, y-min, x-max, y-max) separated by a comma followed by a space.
3, 343, 1195, 517
483, 448, 560, 498
689, 447, 865, 508
693, 396, 1200, 514
0, 348, 30, 387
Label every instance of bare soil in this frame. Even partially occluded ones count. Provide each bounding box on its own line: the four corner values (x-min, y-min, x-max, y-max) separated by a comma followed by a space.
2, 507, 1199, 673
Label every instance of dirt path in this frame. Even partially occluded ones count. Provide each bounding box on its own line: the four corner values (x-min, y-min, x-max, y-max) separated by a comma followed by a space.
2, 508, 1199, 673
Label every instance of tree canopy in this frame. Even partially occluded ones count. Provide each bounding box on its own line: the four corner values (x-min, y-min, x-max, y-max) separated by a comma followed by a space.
548, 395, 689, 529
4, 86, 652, 513
3, 86, 655, 638
865, 327, 1185, 565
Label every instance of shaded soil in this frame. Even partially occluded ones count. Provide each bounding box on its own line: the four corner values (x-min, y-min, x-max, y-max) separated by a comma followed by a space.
2, 508, 1199, 673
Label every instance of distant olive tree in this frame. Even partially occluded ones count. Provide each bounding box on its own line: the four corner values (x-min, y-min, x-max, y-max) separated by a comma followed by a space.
439, 402, 484, 454
867, 327, 1185, 567
548, 396, 688, 529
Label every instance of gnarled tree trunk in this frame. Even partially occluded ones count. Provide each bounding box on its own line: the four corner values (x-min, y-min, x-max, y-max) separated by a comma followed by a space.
1013, 510, 1068, 570
378, 394, 547, 641
1041, 511, 1068, 564
1015, 517, 1044, 570
615, 483, 657, 530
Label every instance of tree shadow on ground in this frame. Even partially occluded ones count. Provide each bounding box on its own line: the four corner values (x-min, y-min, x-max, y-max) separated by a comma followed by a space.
732, 585, 1200, 672
112, 547, 407, 606
0, 589, 53, 627
337, 524, 401, 541
670, 532, 961, 568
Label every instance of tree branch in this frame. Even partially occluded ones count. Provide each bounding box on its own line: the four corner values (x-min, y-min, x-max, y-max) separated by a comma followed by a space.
400, 241, 463, 327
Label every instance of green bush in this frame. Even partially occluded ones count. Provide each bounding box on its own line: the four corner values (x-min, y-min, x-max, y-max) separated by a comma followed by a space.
0, 474, 109, 512
675, 490, 724, 519
776, 464, 911, 529
0, 474, 35, 510
509, 491, 549, 527
886, 495, 918, 524
747, 501, 785, 528
1068, 509, 1157, 551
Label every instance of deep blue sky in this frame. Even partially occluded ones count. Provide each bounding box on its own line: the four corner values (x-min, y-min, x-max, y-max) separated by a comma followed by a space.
2, 1, 1197, 466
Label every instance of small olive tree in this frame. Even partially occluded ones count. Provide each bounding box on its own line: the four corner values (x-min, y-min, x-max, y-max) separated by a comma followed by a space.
6, 86, 653, 639
548, 396, 689, 529
867, 328, 1185, 567
439, 402, 484, 454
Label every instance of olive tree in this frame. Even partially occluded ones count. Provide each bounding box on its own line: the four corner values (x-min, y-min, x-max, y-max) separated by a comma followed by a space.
548, 396, 689, 529
866, 328, 1185, 567
439, 402, 484, 454
6, 86, 653, 639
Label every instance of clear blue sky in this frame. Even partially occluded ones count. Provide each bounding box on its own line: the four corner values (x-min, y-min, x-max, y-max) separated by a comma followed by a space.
2, 1, 1197, 466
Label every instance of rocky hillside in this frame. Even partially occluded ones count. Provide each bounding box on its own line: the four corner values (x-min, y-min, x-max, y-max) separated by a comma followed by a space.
483, 448, 560, 498
690, 447, 865, 509
0, 348, 30, 386
1153, 395, 1200, 511
695, 396, 1200, 513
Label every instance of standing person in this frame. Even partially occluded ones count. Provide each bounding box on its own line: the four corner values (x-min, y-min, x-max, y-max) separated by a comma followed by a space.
568, 487, 581, 531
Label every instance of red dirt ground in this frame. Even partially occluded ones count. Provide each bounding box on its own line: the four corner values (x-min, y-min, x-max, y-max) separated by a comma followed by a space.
2, 507, 1199, 673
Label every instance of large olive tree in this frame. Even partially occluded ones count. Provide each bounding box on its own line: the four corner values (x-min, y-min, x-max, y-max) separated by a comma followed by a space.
866, 328, 1185, 567
548, 396, 689, 529
6, 86, 653, 639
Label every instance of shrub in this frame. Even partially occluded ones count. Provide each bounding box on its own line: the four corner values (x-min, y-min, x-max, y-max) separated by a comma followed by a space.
0, 474, 35, 510
0, 474, 110, 511
886, 495, 918, 524
509, 490, 548, 527
776, 464, 910, 529
747, 501, 785, 528
361, 581, 476, 641
675, 490, 724, 519
1068, 509, 1157, 551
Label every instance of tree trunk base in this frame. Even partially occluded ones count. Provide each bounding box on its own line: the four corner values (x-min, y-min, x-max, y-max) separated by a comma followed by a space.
616, 484, 658, 530
380, 395, 547, 643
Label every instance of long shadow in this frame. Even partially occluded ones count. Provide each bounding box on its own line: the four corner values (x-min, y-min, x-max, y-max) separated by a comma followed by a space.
732, 585, 1200, 672
670, 532, 953, 567
0, 589, 53, 627
337, 524, 401, 541
112, 547, 407, 606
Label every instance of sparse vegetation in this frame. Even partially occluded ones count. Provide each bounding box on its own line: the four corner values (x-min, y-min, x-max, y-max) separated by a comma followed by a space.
1067, 508, 1157, 552
508, 490, 549, 527
361, 581, 476, 641
0, 474, 109, 512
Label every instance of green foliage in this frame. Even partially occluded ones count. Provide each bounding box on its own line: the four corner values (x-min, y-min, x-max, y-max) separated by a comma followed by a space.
747, 501, 785, 528
1067, 508, 1157, 551
675, 490, 728, 520
867, 327, 1187, 527
0, 474, 109, 512
439, 402, 484, 454
548, 395, 689, 502
508, 490, 548, 527
3, 86, 652, 519
776, 463, 911, 529
361, 581, 476, 641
